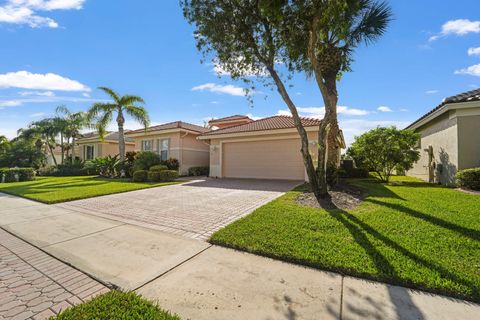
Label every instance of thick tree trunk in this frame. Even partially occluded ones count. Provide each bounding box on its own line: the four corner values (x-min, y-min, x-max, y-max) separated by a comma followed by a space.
266, 66, 320, 196
71, 136, 76, 162
117, 109, 126, 177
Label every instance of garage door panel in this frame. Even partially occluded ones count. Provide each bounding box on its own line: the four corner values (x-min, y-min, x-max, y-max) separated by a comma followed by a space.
222, 139, 305, 180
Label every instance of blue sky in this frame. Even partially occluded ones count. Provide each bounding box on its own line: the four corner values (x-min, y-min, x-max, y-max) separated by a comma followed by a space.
0, 0, 479, 146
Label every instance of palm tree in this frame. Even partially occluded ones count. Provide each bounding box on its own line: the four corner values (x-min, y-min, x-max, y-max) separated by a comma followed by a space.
88, 87, 150, 164
26, 118, 61, 166
56, 106, 90, 162
0, 135, 10, 154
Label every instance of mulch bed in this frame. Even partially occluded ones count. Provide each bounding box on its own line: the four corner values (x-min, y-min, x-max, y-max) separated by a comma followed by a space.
296, 183, 365, 210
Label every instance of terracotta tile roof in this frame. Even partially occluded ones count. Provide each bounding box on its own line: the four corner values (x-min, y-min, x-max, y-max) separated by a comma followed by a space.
126, 121, 210, 134
407, 88, 480, 129
78, 131, 134, 143
209, 115, 252, 123
201, 115, 321, 136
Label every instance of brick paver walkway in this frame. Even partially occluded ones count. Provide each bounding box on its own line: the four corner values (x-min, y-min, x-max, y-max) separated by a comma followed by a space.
0, 229, 109, 320
56, 178, 299, 240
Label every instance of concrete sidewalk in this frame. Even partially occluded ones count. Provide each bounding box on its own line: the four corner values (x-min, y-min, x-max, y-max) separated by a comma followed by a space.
1, 192, 479, 320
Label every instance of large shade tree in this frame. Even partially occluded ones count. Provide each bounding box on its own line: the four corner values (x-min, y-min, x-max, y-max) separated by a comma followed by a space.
88, 87, 150, 165
182, 0, 391, 200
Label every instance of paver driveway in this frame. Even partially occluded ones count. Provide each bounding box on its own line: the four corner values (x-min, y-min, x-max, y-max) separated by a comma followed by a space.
56, 178, 300, 240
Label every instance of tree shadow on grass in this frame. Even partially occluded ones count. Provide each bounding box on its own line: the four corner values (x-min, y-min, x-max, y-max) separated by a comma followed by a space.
366, 198, 480, 241
325, 202, 478, 302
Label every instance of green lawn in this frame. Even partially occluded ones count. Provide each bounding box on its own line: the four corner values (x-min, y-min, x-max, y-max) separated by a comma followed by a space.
210, 176, 480, 302
0, 176, 180, 204
51, 291, 180, 320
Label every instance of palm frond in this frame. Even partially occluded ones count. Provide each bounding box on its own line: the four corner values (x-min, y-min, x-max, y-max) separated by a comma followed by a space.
126, 105, 150, 129
348, 1, 392, 47
98, 87, 121, 103
88, 103, 117, 119
120, 95, 145, 106
96, 112, 113, 140
55, 105, 71, 116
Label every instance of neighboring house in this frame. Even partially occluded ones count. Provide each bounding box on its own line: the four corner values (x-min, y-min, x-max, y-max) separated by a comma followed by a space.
76, 132, 135, 161
198, 115, 345, 181
208, 115, 253, 129
406, 88, 480, 186
46, 145, 63, 166
125, 121, 210, 175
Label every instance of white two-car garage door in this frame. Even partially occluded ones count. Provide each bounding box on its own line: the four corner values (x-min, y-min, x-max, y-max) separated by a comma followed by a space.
222, 139, 305, 180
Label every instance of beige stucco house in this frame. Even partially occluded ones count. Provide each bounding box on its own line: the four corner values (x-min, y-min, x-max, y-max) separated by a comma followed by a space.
125, 121, 210, 175
406, 88, 480, 186
76, 132, 135, 161
199, 115, 345, 181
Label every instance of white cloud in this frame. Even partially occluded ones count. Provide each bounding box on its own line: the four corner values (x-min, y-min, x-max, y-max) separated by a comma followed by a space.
0, 100, 22, 109
425, 90, 439, 94
455, 64, 480, 77
18, 90, 55, 97
377, 106, 393, 112
0, 0, 85, 28
191, 83, 249, 97
30, 112, 46, 117
0, 71, 90, 92
468, 47, 480, 56
277, 106, 370, 119
429, 19, 480, 41
400, 108, 409, 112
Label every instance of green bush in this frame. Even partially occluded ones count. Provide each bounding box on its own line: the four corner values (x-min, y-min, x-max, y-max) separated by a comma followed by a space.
456, 168, 480, 190
150, 165, 168, 172
162, 158, 180, 171
188, 166, 209, 176
37, 165, 56, 176
133, 170, 148, 182
134, 152, 161, 172
0, 168, 35, 183
51, 290, 180, 320
148, 170, 162, 182
339, 167, 369, 179
158, 170, 178, 182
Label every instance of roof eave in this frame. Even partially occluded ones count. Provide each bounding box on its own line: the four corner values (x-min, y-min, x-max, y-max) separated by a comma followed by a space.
198, 125, 319, 140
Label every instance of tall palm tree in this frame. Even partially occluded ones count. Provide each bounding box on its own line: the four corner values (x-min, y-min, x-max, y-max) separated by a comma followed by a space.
0, 135, 10, 154
56, 106, 90, 162
88, 87, 150, 164
27, 118, 61, 166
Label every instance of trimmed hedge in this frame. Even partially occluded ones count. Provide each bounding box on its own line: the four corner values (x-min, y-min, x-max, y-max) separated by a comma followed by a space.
0, 168, 35, 183
339, 167, 369, 179
133, 170, 148, 182
148, 171, 162, 182
51, 290, 180, 320
150, 165, 168, 172
157, 170, 178, 182
188, 166, 209, 176
456, 168, 480, 191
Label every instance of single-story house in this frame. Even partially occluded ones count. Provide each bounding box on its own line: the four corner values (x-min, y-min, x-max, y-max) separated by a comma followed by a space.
198, 115, 345, 181
208, 115, 253, 129
76, 131, 135, 161
125, 121, 210, 175
406, 88, 480, 186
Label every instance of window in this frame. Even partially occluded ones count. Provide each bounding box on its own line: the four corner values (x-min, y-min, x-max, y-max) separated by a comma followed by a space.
159, 139, 170, 161
141, 140, 153, 152
85, 145, 95, 160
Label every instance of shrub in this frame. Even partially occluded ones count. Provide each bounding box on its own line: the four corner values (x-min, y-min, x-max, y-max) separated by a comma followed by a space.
0, 168, 35, 183
133, 170, 148, 182
456, 168, 480, 191
148, 170, 162, 182
188, 166, 209, 176
339, 167, 369, 179
326, 163, 339, 188
158, 170, 178, 182
51, 290, 180, 320
162, 158, 180, 171
133, 152, 161, 172
37, 165, 56, 176
150, 165, 168, 172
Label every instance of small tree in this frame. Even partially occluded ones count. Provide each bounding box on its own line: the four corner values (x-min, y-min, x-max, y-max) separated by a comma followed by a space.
348, 127, 420, 182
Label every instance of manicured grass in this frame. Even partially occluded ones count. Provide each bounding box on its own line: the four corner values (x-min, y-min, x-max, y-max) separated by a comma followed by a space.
51, 291, 180, 320
211, 176, 480, 302
0, 176, 180, 204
